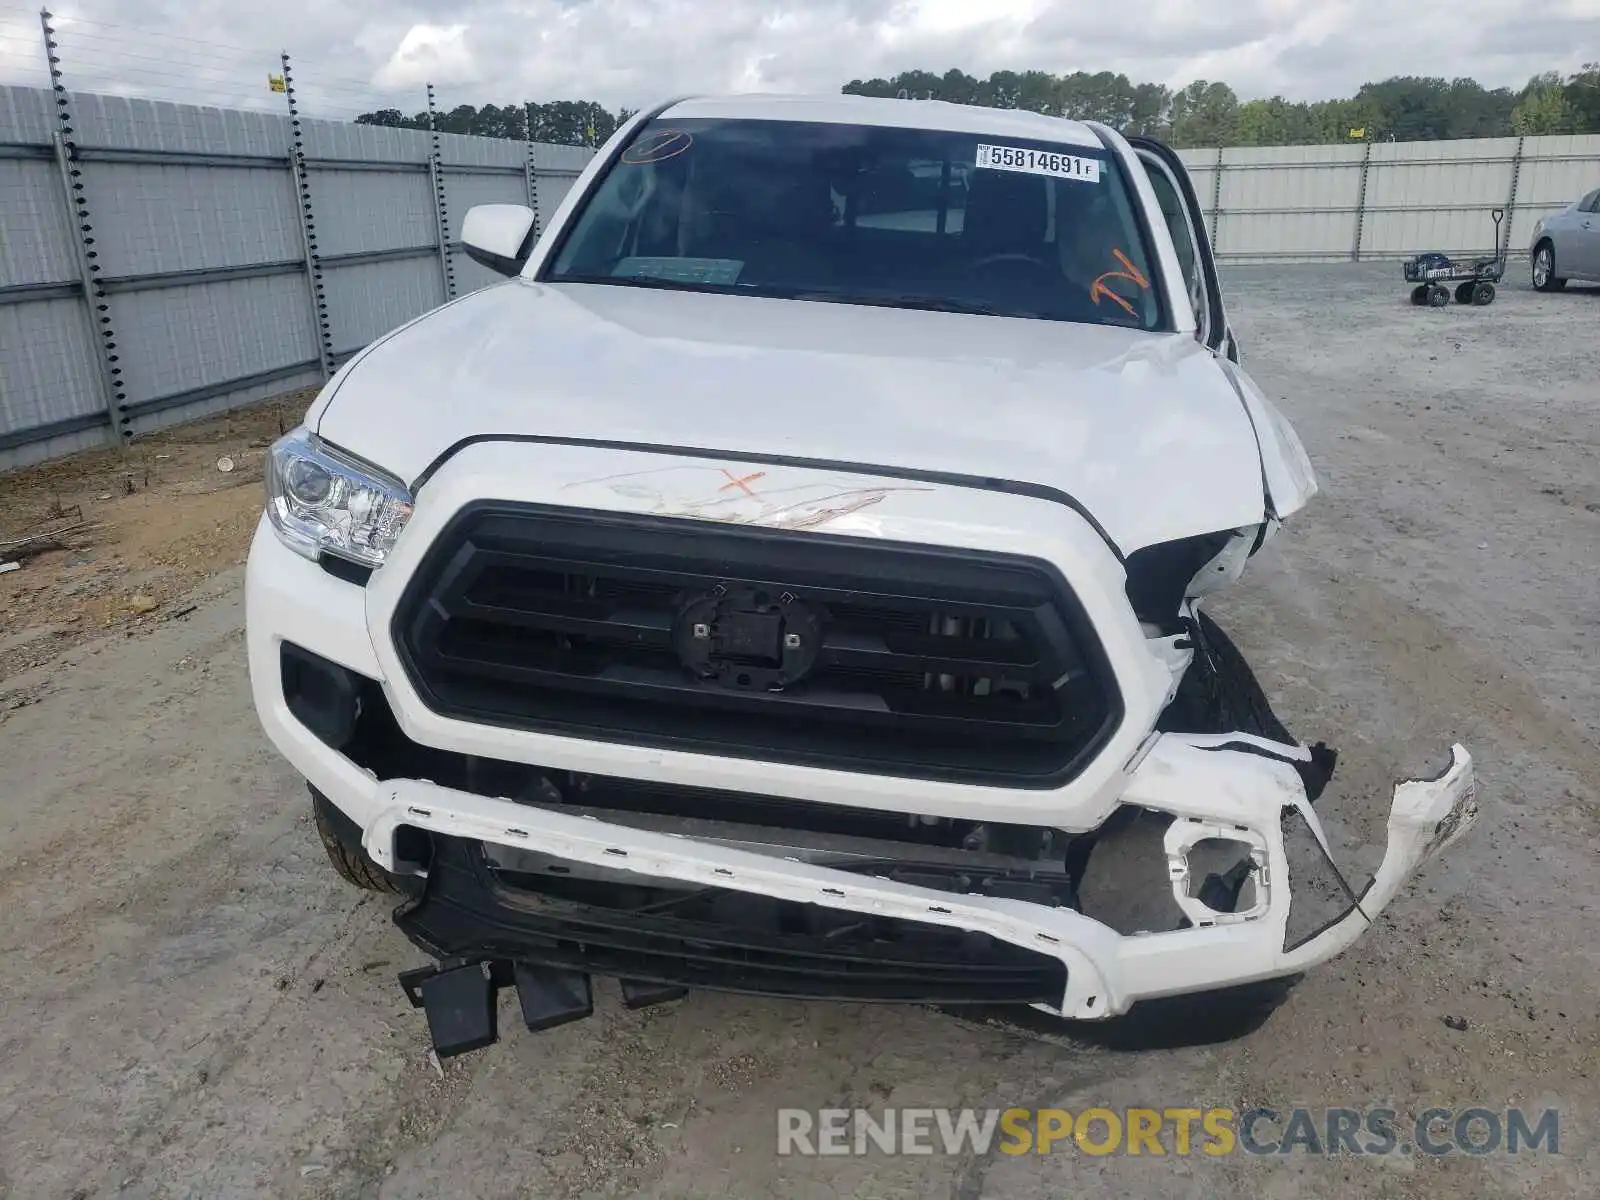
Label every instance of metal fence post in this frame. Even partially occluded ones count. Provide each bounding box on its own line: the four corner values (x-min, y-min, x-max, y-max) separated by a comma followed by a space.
1504, 135, 1525, 259
1209, 145, 1224, 251
426, 83, 456, 301
1352, 139, 1373, 262
281, 52, 333, 380
40, 8, 129, 447
523, 102, 541, 237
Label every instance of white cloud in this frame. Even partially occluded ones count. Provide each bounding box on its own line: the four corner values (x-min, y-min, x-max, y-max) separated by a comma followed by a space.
2, 0, 1596, 117
373, 23, 475, 89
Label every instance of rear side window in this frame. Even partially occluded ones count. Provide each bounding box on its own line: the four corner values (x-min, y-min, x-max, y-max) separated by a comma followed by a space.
545, 117, 1165, 332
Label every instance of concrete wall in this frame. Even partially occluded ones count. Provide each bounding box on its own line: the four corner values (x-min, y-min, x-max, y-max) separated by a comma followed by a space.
0, 84, 593, 470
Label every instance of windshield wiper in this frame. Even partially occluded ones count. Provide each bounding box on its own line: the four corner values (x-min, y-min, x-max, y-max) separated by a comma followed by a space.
552, 272, 754, 293
791, 292, 1060, 319
553, 277, 1057, 320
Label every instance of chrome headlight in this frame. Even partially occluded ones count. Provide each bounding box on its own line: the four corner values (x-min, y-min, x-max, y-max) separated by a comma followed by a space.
265, 427, 413, 568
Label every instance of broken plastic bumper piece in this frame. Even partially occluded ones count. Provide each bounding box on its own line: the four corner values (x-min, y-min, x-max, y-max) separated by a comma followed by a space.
368, 734, 1476, 1055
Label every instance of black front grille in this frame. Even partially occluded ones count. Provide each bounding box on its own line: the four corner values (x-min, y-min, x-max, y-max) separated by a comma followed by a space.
393, 504, 1121, 786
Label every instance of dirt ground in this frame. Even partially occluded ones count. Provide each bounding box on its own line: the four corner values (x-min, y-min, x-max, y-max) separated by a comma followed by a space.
0, 393, 315, 687
0, 266, 1596, 1200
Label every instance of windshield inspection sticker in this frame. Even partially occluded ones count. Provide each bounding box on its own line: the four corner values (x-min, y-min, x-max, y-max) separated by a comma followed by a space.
975, 143, 1101, 183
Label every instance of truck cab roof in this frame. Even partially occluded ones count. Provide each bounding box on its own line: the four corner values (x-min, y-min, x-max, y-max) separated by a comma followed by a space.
659, 93, 1104, 149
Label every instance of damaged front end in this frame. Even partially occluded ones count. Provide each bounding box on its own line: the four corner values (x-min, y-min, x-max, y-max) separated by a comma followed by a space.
252, 445, 1479, 1059
361, 722, 1476, 1058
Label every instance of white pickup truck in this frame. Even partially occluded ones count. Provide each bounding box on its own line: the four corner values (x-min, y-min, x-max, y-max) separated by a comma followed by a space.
246, 93, 1477, 1057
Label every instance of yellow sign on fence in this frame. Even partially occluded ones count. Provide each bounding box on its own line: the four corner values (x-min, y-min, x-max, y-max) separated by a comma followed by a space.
268, 74, 286, 94
1349, 127, 1366, 138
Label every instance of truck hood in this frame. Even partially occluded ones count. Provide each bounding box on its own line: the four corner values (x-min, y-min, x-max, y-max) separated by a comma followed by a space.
313, 280, 1269, 554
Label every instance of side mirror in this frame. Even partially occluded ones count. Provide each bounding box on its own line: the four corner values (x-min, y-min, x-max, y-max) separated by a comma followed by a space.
461, 204, 538, 277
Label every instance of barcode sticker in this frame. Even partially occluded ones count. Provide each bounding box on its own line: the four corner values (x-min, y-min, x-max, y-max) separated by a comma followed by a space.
975, 143, 1101, 183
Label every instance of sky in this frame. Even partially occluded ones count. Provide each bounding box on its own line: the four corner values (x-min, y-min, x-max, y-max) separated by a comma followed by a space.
0, 0, 1596, 119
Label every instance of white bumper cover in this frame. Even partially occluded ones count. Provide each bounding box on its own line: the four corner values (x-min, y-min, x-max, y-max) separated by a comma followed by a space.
246, 441, 1480, 1018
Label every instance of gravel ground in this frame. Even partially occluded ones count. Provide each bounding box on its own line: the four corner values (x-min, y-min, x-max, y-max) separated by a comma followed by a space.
1, 264, 1596, 1200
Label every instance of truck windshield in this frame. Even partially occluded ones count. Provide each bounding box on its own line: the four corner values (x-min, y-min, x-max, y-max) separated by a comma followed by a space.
545, 116, 1165, 331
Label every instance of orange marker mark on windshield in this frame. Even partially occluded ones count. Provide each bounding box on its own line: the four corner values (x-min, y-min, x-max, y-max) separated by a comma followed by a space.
1090, 248, 1150, 317
719, 469, 766, 498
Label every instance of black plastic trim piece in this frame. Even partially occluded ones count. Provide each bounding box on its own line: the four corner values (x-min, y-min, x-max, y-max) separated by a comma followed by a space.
408, 435, 1125, 562
1279, 802, 1368, 953
391, 501, 1125, 789
318, 553, 374, 587
1122, 530, 1234, 628
395, 834, 1067, 1006
280, 642, 364, 749
462, 219, 539, 278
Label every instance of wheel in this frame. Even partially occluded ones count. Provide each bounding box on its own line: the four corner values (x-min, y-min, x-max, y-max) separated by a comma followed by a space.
1427, 284, 1451, 307
1532, 242, 1566, 292
1409, 284, 1430, 306
1455, 281, 1476, 305
311, 785, 417, 895
1472, 282, 1496, 306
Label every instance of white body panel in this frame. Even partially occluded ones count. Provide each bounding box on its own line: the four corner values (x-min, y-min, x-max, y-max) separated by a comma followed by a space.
311, 281, 1269, 556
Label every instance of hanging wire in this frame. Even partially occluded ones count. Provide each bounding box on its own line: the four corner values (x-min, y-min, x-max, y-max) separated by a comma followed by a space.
0, 16, 419, 122
41, 16, 264, 55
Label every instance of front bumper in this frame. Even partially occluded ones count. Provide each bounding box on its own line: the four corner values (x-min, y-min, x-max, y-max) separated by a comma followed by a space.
247, 439, 1478, 1021
361, 740, 1474, 1019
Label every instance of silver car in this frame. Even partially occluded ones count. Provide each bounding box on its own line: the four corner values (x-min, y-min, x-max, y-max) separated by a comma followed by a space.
1530, 186, 1600, 291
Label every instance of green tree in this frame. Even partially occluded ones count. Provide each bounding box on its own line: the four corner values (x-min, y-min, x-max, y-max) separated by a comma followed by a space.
1564, 63, 1600, 130
355, 99, 630, 146
1513, 73, 1578, 135
1169, 81, 1241, 146
1128, 82, 1173, 137
1303, 97, 1384, 142
1444, 78, 1515, 137
980, 70, 1024, 109
938, 69, 981, 104
841, 77, 896, 98
1355, 77, 1457, 140
1235, 97, 1325, 146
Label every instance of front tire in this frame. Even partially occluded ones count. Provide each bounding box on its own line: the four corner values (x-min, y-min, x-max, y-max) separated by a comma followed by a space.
311, 785, 415, 894
1532, 242, 1566, 292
